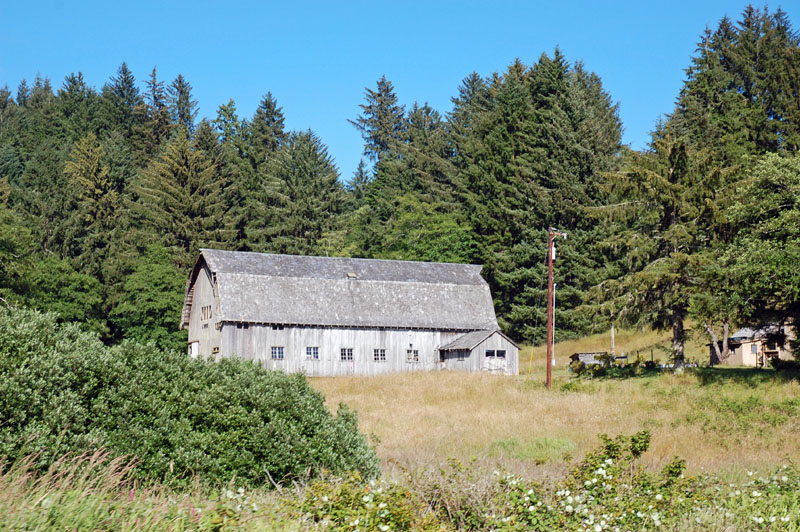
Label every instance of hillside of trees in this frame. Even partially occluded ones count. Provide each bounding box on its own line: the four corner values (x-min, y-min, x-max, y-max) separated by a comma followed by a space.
1, 5, 799, 363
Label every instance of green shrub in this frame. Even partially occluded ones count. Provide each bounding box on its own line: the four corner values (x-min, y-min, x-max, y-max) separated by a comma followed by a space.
0, 307, 380, 487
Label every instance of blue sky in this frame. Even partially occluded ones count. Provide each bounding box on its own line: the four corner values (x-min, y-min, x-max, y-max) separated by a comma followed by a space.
0, 1, 780, 179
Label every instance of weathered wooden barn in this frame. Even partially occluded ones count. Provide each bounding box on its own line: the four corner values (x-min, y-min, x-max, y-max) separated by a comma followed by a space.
180, 249, 518, 376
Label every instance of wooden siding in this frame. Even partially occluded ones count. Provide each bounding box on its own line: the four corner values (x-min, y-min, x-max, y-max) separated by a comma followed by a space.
187, 264, 222, 358
218, 324, 476, 376
440, 331, 518, 375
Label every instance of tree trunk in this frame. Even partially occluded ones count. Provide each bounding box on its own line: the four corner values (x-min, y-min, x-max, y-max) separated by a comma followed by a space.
721, 318, 730, 362
672, 306, 685, 371
705, 321, 721, 366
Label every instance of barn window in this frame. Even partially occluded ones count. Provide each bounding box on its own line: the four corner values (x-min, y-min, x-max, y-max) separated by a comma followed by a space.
406, 349, 419, 363
751, 344, 758, 354
212, 346, 220, 354
201, 306, 212, 320
306, 346, 319, 360
271, 346, 284, 360
486, 350, 495, 358
373, 348, 386, 362
496, 350, 506, 359
341, 348, 354, 361
457, 350, 466, 361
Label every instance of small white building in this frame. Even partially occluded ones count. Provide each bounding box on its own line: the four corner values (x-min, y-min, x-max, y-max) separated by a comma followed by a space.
180, 249, 518, 376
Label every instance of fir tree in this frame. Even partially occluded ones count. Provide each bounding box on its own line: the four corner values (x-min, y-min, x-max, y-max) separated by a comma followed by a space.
100, 62, 144, 139
140, 67, 172, 156
63, 133, 120, 279
247, 92, 286, 168
167, 74, 198, 134
133, 129, 232, 268
349, 75, 406, 163
247, 130, 344, 255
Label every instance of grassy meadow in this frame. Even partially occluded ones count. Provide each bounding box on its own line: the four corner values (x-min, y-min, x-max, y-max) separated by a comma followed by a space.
313, 357, 800, 480
6, 328, 800, 530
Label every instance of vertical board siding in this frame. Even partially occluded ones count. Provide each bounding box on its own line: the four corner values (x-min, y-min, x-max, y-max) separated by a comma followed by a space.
217, 324, 518, 376
187, 265, 222, 358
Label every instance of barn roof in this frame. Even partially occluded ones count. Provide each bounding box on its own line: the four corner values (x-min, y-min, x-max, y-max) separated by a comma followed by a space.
182, 249, 500, 331
439, 329, 519, 350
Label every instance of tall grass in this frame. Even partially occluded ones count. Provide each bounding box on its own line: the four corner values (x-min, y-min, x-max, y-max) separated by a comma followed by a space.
0, 451, 292, 531
311, 368, 800, 479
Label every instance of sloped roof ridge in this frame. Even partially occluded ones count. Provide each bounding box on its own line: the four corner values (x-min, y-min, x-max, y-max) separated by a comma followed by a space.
199, 248, 485, 285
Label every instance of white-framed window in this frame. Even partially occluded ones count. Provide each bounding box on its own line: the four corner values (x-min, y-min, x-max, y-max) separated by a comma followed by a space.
341, 348, 353, 361
306, 346, 319, 360
496, 350, 506, 359
406, 349, 419, 363
486, 350, 496, 358
373, 348, 386, 362
271, 346, 284, 360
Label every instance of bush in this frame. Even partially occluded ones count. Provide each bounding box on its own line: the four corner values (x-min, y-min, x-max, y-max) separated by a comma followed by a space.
0, 307, 380, 487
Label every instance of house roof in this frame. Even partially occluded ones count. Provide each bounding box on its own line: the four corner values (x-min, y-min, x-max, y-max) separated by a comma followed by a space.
439, 329, 519, 350
730, 323, 783, 341
182, 249, 500, 331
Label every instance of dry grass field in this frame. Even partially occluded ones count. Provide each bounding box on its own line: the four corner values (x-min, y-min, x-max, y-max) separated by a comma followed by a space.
312, 329, 800, 480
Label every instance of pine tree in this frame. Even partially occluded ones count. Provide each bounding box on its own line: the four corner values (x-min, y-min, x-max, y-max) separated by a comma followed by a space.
63, 133, 120, 279
140, 67, 172, 156
102, 62, 144, 139
246, 130, 344, 255
591, 134, 698, 366
349, 76, 406, 163
247, 92, 286, 168
56, 73, 100, 142
167, 74, 198, 134
132, 129, 232, 268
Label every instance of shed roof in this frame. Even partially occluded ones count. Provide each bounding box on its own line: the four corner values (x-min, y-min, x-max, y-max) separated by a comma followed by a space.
439, 329, 518, 350
182, 249, 499, 331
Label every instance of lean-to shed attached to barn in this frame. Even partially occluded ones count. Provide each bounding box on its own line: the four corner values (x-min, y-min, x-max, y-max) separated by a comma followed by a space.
180, 249, 518, 376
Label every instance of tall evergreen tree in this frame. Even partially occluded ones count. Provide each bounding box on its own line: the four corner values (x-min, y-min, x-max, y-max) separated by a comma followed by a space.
246, 130, 344, 255
63, 133, 120, 279
100, 62, 145, 143
591, 134, 698, 366
140, 67, 172, 156
167, 74, 198, 134
349, 76, 406, 163
247, 92, 286, 168
132, 129, 232, 268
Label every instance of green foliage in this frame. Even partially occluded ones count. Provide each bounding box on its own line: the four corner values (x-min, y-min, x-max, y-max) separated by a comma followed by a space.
0, 307, 380, 487
349, 76, 406, 163
109, 244, 187, 350
246, 130, 344, 255
294, 474, 439, 531
25, 256, 106, 336
132, 129, 233, 268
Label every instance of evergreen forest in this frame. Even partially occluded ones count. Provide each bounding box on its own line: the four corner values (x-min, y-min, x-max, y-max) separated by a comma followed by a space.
2, 5, 800, 364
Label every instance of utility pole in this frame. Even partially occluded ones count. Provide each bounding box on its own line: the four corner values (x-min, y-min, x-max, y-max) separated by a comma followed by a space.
546, 227, 566, 389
